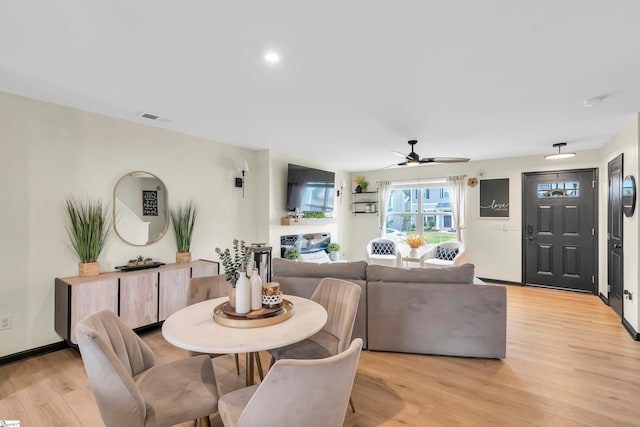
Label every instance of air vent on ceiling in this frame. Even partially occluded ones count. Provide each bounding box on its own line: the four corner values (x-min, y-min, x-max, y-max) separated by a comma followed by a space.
137, 112, 171, 123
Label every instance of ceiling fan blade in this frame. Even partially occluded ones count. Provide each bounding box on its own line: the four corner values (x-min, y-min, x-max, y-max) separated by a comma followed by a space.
391, 150, 408, 159
428, 157, 471, 163
396, 161, 408, 166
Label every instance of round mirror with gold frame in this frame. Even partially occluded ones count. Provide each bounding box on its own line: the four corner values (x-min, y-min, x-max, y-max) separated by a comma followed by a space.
623, 175, 636, 218
114, 171, 169, 246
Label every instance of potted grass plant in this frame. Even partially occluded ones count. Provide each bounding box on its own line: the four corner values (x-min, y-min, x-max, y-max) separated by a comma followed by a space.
63, 196, 110, 277
171, 202, 197, 263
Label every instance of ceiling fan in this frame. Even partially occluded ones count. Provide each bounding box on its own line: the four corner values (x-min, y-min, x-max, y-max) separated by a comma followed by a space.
392, 140, 470, 166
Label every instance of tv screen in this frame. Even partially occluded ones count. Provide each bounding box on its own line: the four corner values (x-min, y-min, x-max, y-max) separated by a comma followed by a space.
286, 164, 335, 212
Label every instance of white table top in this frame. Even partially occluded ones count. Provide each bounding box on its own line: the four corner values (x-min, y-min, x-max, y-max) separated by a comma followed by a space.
162, 295, 327, 354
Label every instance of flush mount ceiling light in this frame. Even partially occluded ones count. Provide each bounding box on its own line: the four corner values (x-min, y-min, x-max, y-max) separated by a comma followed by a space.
263, 50, 281, 63
545, 142, 576, 160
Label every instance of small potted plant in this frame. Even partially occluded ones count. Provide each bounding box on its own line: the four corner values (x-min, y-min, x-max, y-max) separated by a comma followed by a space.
63, 196, 110, 277
215, 239, 253, 307
171, 202, 197, 263
354, 176, 368, 193
284, 247, 301, 261
327, 242, 341, 261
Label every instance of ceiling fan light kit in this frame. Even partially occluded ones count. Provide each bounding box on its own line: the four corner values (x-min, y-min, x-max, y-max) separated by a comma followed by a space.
544, 142, 576, 160
395, 140, 470, 167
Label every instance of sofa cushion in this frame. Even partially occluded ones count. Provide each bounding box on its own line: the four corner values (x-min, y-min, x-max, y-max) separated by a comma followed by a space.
366, 263, 475, 284
273, 258, 368, 281
371, 240, 395, 255
436, 246, 459, 261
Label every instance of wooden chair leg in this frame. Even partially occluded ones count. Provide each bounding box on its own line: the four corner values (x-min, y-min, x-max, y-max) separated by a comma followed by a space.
198, 415, 211, 427
256, 353, 265, 381
349, 396, 356, 413
269, 355, 276, 368
234, 354, 240, 375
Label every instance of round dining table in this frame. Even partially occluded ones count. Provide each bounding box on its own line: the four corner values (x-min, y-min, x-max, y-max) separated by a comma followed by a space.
162, 295, 327, 386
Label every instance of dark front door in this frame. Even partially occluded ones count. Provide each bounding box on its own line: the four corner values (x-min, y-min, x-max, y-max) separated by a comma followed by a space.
523, 169, 597, 293
608, 154, 623, 317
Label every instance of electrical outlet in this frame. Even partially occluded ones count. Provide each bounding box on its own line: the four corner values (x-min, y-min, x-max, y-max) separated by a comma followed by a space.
0, 314, 11, 330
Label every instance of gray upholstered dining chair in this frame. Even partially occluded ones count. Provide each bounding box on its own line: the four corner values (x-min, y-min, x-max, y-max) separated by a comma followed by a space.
188, 275, 241, 375
76, 309, 219, 427
268, 277, 361, 411
219, 338, 363, 427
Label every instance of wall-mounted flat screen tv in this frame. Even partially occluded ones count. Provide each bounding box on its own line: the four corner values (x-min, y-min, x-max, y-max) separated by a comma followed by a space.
286, 164, 335, 212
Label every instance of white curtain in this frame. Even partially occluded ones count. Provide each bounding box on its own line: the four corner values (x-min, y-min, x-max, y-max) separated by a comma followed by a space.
447, 175, 466, 243
377, 180, 392, 236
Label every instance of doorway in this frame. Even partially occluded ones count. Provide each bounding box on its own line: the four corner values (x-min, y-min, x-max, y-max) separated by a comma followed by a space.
608, 154, 623, 318
522, 169, 598, 293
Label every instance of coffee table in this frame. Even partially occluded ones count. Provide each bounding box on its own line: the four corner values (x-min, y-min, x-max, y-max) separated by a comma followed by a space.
162, 295, 327, 386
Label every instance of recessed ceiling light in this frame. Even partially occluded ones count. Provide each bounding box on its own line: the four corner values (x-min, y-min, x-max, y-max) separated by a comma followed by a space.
545, 142, 576, 160
264, 51, 281, 63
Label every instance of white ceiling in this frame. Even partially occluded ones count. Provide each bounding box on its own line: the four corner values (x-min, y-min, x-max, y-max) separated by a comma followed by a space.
2, 1, 640, 172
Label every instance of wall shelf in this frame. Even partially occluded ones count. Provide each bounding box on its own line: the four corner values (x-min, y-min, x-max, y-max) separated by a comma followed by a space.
352, 191, 378, 215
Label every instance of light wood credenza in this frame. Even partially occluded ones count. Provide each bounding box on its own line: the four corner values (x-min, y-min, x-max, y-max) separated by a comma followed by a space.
55, 260, 219, 346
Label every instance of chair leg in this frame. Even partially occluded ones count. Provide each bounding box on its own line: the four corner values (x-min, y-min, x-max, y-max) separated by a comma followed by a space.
234, 353, 240, 375
269, 355, 276, 368
349, 396, 356, 413
198, 415, 211, 427
256, 353, 265, 381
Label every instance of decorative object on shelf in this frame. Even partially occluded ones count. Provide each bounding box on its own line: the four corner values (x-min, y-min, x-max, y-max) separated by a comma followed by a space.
215, 239, 253, 287
467, 177, 478, 187
354, 176, 368, 193
63, 196, 111, 277
406, 235, 424, 258
284, 247, 300, 260
171, 201, 197, 263
303, 211, 329, 218
235, 160, 250, 198
250, 268, 263, 310
115, 261, 165, 272
235, 271, 251, 314
327, 242, 341, 261
262, 282, 283, 309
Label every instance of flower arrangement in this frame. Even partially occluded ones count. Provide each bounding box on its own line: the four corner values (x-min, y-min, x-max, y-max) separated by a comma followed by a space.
406, 235, 424, 248
215, 239, 253, 287
354, 176, 369, 191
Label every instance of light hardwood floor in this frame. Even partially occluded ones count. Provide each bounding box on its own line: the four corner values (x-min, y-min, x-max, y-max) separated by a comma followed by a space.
2, 285, 640, 426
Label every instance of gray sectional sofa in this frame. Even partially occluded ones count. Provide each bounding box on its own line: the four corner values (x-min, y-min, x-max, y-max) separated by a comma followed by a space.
272, 258, 506, 359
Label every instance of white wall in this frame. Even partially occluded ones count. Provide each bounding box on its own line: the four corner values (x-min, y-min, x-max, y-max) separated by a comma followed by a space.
266, 150, 351, 258
598, 115, 639, 331
0, 91, 263, 356
346, 150, 603, 282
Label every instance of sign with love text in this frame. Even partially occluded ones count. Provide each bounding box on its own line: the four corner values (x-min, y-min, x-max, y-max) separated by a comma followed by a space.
479, 178, 509, 218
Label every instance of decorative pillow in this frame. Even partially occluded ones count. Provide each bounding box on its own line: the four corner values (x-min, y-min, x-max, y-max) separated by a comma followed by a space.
436, 246, 459, 261
371, 240, 395, 255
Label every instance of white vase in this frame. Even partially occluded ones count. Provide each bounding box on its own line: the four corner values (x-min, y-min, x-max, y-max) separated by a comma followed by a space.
409, 247, 420, 258
329, 252, 339, 262
235, 271, 250, 314
250, 268, 263, 310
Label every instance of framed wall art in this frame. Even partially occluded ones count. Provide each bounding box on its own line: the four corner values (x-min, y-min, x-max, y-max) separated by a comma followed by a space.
479, 178, 509, 218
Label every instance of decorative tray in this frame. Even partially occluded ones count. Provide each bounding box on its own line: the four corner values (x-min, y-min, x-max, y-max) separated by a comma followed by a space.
115, 262, 166, 272
213, 299, 294, 328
